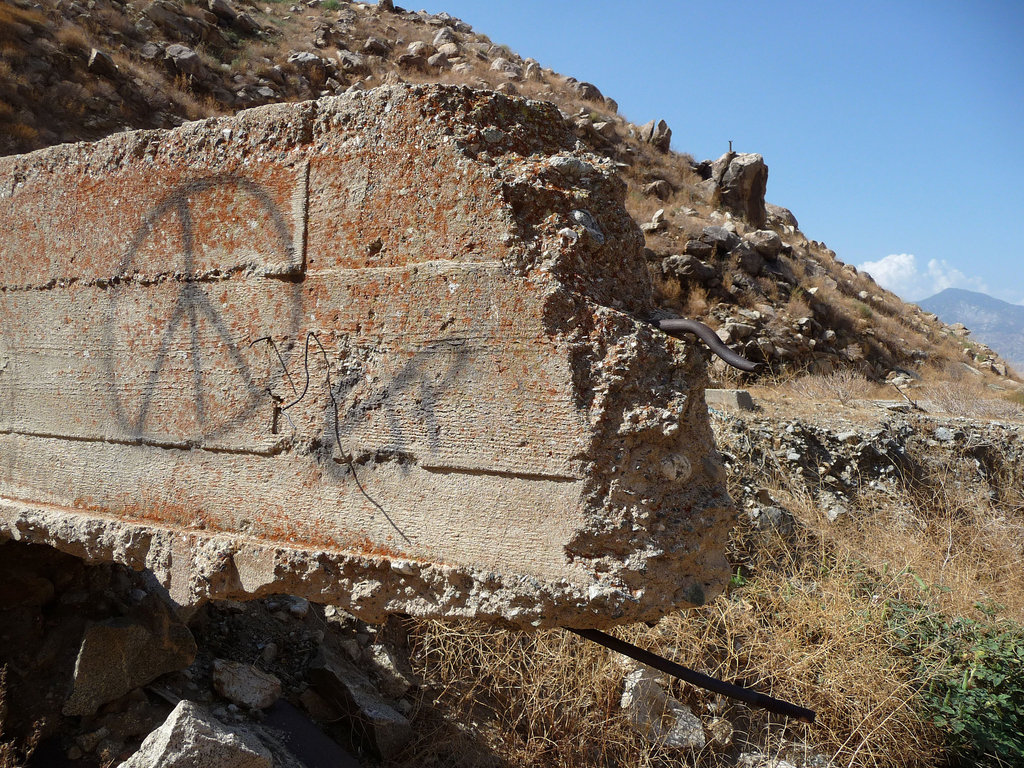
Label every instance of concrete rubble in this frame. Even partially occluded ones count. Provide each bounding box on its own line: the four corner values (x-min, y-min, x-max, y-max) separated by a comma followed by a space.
64, 598, 197, 716
620, 666, 706, 750
307, 645, 413, 758
211, 659, 283, 710
0, 84, 735, 628
117, 700, 273, 768
705, 388, 756, 412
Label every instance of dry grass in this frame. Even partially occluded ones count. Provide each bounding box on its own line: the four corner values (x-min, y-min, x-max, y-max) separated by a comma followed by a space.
168, 73, 212, 120
53, 22, 91, 52
402, 523, 947, 767
398, 393, 1024, 767
0, 3, 48, 44
683, 284, 710, 317
784, 368, 876, 406
785, 289, 812, 320
919, 367, 1024, 421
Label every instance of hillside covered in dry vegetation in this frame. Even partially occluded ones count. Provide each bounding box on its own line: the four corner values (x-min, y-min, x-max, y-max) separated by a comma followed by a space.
2, 1, 1023, 767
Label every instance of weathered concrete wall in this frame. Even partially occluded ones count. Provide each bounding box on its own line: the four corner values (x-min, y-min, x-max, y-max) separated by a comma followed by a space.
0, 85, 734, 628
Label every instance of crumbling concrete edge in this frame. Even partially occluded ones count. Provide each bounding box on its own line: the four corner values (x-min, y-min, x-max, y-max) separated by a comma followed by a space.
0, 497, 659, 629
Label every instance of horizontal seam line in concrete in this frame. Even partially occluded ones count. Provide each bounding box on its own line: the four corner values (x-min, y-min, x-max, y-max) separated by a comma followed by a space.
304, 260, 506, 277
0, 428, 290, 457
419, 463, 579, 483
0, 258, 505, 291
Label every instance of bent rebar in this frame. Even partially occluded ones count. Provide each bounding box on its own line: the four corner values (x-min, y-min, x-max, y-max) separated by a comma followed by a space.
657, 318, 759, 372
568, 627, 815, 722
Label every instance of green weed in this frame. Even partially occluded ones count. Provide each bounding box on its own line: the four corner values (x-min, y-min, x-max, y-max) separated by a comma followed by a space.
888, 598, 1024, 766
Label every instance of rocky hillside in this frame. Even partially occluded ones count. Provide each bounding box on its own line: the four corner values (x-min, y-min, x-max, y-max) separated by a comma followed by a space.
2, 0, 1020, 394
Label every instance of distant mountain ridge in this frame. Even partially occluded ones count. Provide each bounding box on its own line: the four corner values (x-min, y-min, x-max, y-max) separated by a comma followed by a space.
919, 288, 1024, 370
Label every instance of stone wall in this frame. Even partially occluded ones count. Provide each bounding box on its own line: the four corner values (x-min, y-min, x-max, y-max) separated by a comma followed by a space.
0, 85, 734, 627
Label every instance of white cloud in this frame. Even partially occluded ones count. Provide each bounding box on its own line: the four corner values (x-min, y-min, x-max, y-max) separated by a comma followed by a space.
856, 253, 987, 301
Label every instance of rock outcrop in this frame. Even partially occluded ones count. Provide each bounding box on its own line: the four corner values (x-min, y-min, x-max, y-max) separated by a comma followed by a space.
711, 152, 769, 228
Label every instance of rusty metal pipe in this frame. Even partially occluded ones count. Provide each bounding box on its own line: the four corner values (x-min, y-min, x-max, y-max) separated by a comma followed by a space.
568, 627, 816, 723
657, 318, 758, 372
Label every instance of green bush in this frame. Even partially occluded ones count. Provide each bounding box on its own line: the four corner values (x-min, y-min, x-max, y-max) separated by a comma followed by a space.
888, 599, 1024, 766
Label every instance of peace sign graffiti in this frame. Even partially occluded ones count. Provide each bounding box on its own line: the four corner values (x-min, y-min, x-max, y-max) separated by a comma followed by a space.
102, 175, 304, 443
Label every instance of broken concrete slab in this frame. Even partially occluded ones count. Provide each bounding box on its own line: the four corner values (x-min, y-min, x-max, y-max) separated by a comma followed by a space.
64, 598, 197, 716
212, 659, 282, 711
118, 700, 272, 768
0, 84, 734, 628
705, 388, 756, 412
307, 645, 412, 758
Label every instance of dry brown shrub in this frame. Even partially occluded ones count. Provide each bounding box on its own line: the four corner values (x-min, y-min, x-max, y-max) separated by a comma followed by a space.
403, 511, 948, 768
168, 73, 208, 120
0, 2, 48, 43
401, 403, 1024, 767
683, 284, 710, 317
785, 368, 872, 405
3, 122, 37, 142
53, 22, 90, 52
920, 369, 1024, 421
785, 290, 812, 320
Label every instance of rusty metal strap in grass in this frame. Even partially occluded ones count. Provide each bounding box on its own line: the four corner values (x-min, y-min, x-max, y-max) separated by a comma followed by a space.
568, 627, 816, 723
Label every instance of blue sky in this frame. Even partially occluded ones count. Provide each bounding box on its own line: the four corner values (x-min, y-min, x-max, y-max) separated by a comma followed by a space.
416, 0, 1024, 304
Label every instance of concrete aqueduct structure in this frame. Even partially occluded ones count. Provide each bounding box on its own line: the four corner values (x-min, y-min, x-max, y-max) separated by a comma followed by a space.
0, 85, 734, 628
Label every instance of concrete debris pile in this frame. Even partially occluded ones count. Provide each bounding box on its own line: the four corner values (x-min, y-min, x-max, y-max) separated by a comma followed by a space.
0, 540, 416, 764
711, 403, 1024, 530
0, 84, 735, 629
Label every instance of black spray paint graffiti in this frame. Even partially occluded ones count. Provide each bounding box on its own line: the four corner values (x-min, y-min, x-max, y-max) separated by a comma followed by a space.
103, 171, 469, 542
102, 175, 304, 442
253, 332, 473, 542
319, 339, 471, 475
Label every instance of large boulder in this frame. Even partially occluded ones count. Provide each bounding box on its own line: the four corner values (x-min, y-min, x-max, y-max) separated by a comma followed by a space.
287, 51, 328, 87
574, 81, 603, 102
662, 254, 716, 284
746, 229, 783, 259
164, 43, 205, 79
711, 152, 768, 228
490, 57, 523, 80
700, 225, 740, 254
145, 0, 201, 41
766, 202, 798, 230
87, 48, 118, 78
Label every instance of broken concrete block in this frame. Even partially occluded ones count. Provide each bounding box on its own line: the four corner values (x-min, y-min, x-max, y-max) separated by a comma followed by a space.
308, 646, 412, 758
621, 667, 706, 750
118, 700, 272, 768
64, 598, 197, 716
212, 659, 282, 710
0, 84, 734, 628
704, 388, 756, 411
364, 644, 413, 698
